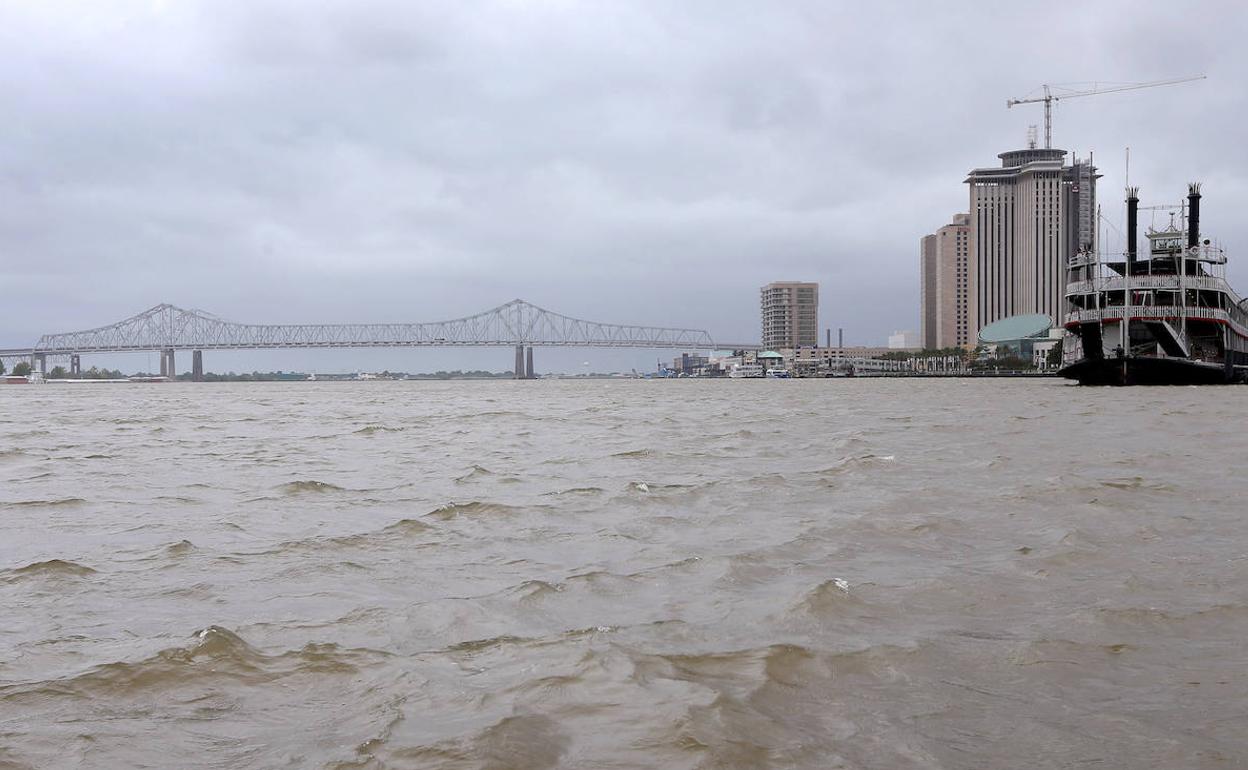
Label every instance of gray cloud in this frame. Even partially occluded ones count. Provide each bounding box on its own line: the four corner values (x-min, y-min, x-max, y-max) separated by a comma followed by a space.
2, 0, 1246, 372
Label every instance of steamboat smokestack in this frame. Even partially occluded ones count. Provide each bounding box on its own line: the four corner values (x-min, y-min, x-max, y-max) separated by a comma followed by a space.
1126, 187, 1139, 267
1187, 183, 1201, 249
1128, 187, 1138, 267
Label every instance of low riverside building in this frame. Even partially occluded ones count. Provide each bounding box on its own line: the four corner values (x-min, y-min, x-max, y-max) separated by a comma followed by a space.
706, 350, 758, 376
758, 351, 786, 372
671, 353, 709, 375
701, 345, 926, 377
784, 345, 919, 376
977, 313, 1053, 361
888, 330, 920, 349
1032, 328, 1064, 370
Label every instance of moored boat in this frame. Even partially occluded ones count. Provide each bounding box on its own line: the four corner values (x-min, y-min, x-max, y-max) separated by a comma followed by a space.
728, 363, 764, 378
1059, 184, 1248, 385
1, 372, 44, 384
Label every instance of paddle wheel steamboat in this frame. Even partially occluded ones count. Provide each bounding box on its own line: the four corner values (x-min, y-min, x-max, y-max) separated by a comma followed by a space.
1060, 184, 1248, 385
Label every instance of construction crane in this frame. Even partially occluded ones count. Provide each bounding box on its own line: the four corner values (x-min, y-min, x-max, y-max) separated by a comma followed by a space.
1007, 76, 1206, 149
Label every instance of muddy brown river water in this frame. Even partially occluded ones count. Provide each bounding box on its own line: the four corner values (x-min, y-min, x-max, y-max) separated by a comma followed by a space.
1, 379, 1246, 769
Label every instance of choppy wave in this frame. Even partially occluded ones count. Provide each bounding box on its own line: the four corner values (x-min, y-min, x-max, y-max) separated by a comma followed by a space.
1008, 638, 1136, 667
259, 516, 439, 555
5, 378, 1248, 768
543, 486, 605, 497
353, 425, 406, 435
380, 518, 434, 535
0, 627, 390, 701
6, 497, 87, 508
506, 579, 564, 603
807, 453, 898, 479
164, 539, 196, 556
611, 448, 657, 459
789, 578, 859, 618
424, 501, 526, 521
454, 464, 495, 482
278, 480, 346, 494
2, 559, 96, 581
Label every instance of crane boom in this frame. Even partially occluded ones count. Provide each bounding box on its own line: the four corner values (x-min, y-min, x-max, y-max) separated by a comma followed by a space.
1006, 75, 1206, 149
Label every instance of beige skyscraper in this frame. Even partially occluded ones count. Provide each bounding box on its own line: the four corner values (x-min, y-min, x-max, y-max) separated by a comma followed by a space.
920, 234, 937, 348
920, 215, 973, 349
760, 282, 818, 350
938, 214, 973, 347
965, 148, 1097, 333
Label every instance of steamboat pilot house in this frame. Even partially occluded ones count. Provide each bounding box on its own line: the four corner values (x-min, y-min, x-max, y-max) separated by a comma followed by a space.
1061, 184, 1248, 384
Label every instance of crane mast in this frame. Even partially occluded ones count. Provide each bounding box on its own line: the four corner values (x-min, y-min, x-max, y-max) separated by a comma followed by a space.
1006, 76, 1206, 149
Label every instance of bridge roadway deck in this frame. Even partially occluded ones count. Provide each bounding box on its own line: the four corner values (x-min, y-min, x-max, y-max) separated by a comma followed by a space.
0, 300, 764, 360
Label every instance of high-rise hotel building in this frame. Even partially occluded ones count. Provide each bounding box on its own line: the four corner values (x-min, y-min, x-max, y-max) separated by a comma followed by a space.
920, 234, 938, 348
964, 148, 1098, 331
920, 214, 973, 349
760, 282, 818, 350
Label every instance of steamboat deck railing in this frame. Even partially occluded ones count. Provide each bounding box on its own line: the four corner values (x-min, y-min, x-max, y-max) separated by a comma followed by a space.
1065, 275, 1227, 295
1064, 305, 1248, 339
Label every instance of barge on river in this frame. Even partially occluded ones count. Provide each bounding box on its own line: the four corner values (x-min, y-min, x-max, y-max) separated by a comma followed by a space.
1060, 184, 1248, 385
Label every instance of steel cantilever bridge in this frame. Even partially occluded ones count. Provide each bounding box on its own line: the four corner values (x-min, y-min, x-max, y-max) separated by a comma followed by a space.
1, 300, 749, 378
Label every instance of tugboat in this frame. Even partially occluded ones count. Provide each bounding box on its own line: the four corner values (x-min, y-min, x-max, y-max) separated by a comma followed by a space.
1060, 184, 1248, 385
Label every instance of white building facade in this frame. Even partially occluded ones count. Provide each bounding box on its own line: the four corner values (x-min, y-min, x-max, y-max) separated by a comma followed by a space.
888, 330, 920, 349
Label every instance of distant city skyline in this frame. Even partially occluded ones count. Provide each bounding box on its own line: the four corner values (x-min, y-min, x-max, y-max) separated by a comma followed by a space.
2, 1, 1245, 372
920, 147, 1098, 352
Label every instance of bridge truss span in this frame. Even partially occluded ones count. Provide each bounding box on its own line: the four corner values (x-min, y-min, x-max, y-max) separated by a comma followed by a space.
26, 299, 719, 355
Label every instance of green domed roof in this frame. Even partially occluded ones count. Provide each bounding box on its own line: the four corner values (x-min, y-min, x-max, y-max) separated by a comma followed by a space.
978, 313, 1051, 343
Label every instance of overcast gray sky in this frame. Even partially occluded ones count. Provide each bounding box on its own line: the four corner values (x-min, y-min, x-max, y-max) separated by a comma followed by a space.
3, 0, 1246, 373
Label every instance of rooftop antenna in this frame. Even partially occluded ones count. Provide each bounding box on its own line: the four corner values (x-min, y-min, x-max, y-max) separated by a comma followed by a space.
1026, 125, 1038, 150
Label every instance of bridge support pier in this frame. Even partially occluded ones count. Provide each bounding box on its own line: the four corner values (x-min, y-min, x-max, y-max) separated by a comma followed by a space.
70, 355, 80, 376
32, 353, 46, 374
525, 347, 534, 379
514, 345, 524, 379
192, 350, 203, 382
160, 349, 176, 380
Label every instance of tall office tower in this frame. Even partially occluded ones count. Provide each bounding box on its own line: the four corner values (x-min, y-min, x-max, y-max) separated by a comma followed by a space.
760, 282, 819, 350
920, 234, 937, 349
965, 148, 1098, 332
1064, 159, 1098, 260
920, 214, 973, 349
